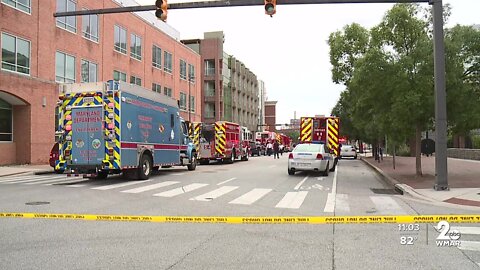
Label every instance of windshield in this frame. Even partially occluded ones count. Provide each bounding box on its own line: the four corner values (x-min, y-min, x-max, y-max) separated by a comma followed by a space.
293, 144, 323, 153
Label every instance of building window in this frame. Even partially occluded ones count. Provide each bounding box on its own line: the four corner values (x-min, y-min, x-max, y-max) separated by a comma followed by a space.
179, 92, 187, 110
55, 51, 75, 83
81, 59, 97, 82
152, 45, 161, 69
130, 75, 141, 86
163, 51, 172, 73
205, 59, 215, 76
0, 99, 12, 141
179, 59, 187, 80
114, 25, 127, 54
205, 81, 215, 97
82, 11, 98, 42
130, 34, 142, 61
56, 0, 76, 33
113, 70, 126, 82
188, 64, 195, 83
164, 87, 172, 97
189, 96, 195, 112
152, 83, 161, 93
1, 33, 30, 75
1, 0, 31, 13
205, 103, 215, 118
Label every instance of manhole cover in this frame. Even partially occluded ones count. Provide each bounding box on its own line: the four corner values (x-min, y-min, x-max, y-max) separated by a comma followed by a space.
25, 201, 50, 205
370, 188, 399, 195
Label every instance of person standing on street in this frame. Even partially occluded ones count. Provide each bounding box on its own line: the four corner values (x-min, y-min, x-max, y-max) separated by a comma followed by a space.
273, 141, 280, 159
266, 141, 273, 156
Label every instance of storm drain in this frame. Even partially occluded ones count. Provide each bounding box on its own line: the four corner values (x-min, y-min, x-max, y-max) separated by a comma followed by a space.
25, 201, 50, 206
370, 188, 399, 195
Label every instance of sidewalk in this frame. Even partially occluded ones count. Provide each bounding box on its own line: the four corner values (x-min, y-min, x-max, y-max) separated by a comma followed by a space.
361, 155, 480, 208
0, 164, 53, 177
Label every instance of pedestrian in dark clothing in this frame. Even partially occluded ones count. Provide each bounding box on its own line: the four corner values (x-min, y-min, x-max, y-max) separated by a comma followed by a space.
273, 141, 280, 159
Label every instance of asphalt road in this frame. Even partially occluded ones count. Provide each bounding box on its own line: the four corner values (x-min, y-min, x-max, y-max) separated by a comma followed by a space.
0, 155, 479, 269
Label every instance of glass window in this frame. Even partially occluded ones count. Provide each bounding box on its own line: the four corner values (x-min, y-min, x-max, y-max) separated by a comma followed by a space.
56, 0, 76, 33
113, 70, 126, 82
130, 75, 141, 86
81, 59, 97, 83
293, 144, 323, 153
0, 98, 12, 141
189, 96, 195, 112
205, 59, 215, 76
179, 92, 187, 110
180, 59, 187, 80
164, 87, 172, 97
152, 45, 161, 69
188, 64, 195, 83
163, 51, 172, 73
152, 83, 161, 93
114, 25, 127, 54
130, 34, 142, 61
1, 33, 30, 75
205, 81, 215, 97
1, 0, 31, 13
55, 51, 75, 83
82, 10, 99, 42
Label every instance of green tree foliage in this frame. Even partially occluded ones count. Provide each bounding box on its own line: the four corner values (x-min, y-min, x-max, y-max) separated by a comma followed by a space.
329, 3, 480, 176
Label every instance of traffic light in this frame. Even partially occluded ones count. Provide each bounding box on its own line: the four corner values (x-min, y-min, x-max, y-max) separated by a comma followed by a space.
264, 0, 276, 17
155, 0, 168, 22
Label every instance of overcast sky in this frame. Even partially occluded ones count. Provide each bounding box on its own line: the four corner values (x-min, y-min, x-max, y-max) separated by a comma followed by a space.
137, 0, 479, 124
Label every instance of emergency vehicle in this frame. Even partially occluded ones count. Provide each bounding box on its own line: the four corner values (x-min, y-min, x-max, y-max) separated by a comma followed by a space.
198, 121, 249, 164
55, 81, 197, 180
276, 133, 292, 152
255, 131, 277, 145
299, 116, 340, 168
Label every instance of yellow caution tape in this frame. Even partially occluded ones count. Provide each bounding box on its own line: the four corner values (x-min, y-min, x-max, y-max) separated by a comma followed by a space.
1, 213, 479, 224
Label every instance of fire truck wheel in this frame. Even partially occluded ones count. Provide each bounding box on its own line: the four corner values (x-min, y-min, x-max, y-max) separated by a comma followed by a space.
187, 155, 197, 171
138, 154, 153, 180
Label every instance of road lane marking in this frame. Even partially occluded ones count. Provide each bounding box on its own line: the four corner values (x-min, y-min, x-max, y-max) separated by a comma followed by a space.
153, 183, 209, 197
121, 181, 179, 194
217, 177, 236, 185
229, 188, 272, 205
0, 175, 41, 182
268, 165, 276, 168
458, 241, 480, 252
370, 196, 406, 215
324, 193, 335, 212
24, 178, 73, 185
275, 191, 308, 209
294, 176, 309, 190
190, 186, 239, 201
335, 194, 350, 212
450, 227, 480, 235
65, 184, 86, 187
91, 180, 151, 190
2, 175, 66, 184
171, 173, 185, 176
324, 167, 339, 212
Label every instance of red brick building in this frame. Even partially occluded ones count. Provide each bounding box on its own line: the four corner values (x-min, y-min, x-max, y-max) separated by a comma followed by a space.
264, 101, 277, 132
0, 0, 201, 165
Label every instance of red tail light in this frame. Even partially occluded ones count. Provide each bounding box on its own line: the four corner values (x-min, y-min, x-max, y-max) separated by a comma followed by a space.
289, 153, 293, 159
316, 154, 323, 160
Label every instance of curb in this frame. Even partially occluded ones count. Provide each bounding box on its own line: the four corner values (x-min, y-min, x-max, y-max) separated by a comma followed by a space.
359, 156, 404, 195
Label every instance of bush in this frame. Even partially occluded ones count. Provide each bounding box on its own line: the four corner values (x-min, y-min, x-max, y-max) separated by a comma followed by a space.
396, 144, 411, 157
472, 135, 480, 149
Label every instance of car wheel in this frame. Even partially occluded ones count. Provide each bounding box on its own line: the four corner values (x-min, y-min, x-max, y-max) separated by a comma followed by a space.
288, 168, 295, 175
137, 154, 153, 180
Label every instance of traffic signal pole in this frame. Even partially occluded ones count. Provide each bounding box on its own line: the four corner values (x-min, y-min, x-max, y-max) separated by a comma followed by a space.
54, 0, 449, 191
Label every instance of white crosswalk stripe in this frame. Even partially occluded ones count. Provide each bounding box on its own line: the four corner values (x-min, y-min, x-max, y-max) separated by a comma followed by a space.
275, 191, 308, 209
91, 180, 151, 190
451, 227, 480, 253
0, 175, 38, 183
121, 181, 179, 194
154, 183, 209, 198
190, 186, 238, 201
335, 194, 350, 212
229, 188, 272, 205
1, 175, 64, 184
370, 196, 406, 215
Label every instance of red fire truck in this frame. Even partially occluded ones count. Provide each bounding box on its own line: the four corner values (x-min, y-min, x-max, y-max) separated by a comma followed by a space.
255, 131, 276, 145
198, 121, 249, 164
277, 133, 292, 152
299, 116, 340, 168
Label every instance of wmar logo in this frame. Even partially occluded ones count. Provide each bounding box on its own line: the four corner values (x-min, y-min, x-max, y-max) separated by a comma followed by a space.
434, 221, 461, 247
